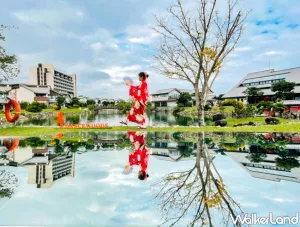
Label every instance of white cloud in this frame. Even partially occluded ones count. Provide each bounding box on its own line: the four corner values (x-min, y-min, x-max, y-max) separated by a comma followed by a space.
12, 2, 86, 38
126, 25, 159, 44
13, 8, 85, 26
87, 203, 101, 212
102, 65, 142, 82
235, 46, 253, 52
271, 198, 295, 203
264, 50, 287, 56
90, 42, 103, 52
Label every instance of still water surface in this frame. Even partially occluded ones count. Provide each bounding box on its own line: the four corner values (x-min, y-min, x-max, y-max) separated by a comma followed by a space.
0, 131, 299, 226
17, 111, 202, 127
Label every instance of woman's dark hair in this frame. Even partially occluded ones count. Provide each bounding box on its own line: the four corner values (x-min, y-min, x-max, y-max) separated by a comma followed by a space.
138, 172, 149, 181
138, 72, 149, 80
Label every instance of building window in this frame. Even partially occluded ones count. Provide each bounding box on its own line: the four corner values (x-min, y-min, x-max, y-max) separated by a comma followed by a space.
240, 73, 289, 87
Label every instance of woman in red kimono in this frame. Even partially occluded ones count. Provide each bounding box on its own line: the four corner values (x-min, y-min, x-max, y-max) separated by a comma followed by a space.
120, 72, 150, 129
124, 131, 150, 180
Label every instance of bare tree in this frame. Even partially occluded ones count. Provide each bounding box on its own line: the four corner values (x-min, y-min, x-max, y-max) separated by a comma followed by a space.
153, 0, 249, 126
152, 132, 245, 226
0, 25, 20, 82
0, 170, 18, 199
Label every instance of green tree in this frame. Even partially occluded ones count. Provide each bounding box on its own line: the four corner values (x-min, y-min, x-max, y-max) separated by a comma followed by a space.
177, 92, 192, 107
246, 149, 267, 163
275, 157, 300, 170
56, 96, 65, 109
87, 99, 96, 106
273, 102, 287, 117
71, 97, 80, 107
0, 25, 20, 82
117, 101, 132, 113
21, 137, 46, 148
271, 81, 296, 100
243, 87, 264, 104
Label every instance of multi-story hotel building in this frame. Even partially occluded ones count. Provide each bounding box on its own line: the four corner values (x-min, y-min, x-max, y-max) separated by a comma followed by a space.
29, 63, 77, 97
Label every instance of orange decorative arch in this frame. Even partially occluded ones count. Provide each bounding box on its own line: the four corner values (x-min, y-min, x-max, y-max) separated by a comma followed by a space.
5, 100, 21, 122
3, 138, 19, 151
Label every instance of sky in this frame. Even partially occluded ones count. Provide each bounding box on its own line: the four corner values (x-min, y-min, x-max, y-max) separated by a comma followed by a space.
1, 0, 300, 98
0, 139, 300, 226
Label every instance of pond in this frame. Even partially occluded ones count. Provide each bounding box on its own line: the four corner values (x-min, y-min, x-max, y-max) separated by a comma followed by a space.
17, 111, 208, 127
0, 131, 300, 226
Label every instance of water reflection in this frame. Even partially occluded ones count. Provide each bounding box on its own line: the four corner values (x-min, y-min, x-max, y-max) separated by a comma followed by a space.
152, 132, 243, 226
17, 112, 200, 127
1, 132, 300, 225
125, 132, 150, 180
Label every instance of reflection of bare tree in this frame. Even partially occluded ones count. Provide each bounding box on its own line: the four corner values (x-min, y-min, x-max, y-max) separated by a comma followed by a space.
0, 170, 18, 199
153, 132, 244, 226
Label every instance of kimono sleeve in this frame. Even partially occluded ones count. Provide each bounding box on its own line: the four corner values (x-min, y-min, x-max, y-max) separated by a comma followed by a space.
139, 81, 149, 106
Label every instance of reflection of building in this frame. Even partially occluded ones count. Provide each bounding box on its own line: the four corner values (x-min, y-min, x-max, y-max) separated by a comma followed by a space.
26, 153, 75, 188
29, 63, 77, 97
150, 133, 197, 162
224, 151, 300, 183
0, 139, 76, 188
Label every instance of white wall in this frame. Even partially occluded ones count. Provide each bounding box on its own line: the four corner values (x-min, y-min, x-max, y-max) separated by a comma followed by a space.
169, 90, 180, 98
9, 87, 35, 103
29, 68, 37, 85
6, 147, 33, 164
167, 101, 177, 107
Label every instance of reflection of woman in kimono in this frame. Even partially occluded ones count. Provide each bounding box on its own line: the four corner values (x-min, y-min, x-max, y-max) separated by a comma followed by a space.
124, 131, 150, 180
120, 72, 150, 129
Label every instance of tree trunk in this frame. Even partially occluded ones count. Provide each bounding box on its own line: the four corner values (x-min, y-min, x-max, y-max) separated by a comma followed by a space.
194, 84, 205, 126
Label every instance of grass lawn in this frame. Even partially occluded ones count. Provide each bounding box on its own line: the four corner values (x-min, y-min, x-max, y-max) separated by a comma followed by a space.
226, 117, 290, 127
1, 121, 300, 136
22, 108, 88, 115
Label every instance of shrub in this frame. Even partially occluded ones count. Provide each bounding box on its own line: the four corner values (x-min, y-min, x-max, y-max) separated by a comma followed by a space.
212, 114, 225, 122
20, 101, 29, 110
214, 120, 227, 127
204, 104, 212, 111
39, 103, 48, 109
265, 117, 280, 125
26, 102, 43, 113
73, 104, 80, 108
221, 99, 238, 106
88, 104, 94, 111
52, 104, 58, 110
173, 106, 184, 115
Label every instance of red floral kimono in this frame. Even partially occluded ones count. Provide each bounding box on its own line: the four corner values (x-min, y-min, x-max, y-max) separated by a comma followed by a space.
127, 131, 149, 173
127, 80, 150, 125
